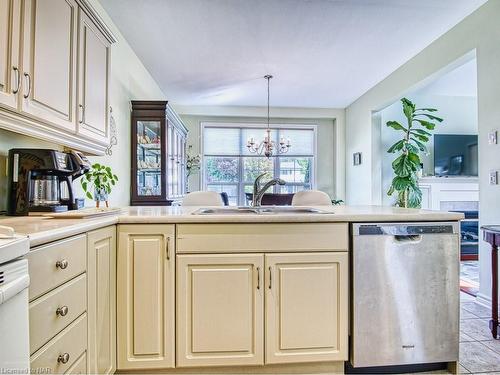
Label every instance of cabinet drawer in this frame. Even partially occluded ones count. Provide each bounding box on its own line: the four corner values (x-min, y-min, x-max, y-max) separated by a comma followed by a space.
65, 352, 87, 374
176, 223, 348, 253
29, 274, 87, 354
28, 235, 86, 301
30, 313, 87, 374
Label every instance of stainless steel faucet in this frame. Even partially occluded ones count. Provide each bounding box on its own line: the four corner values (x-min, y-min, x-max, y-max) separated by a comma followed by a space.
252, 173, 286, 207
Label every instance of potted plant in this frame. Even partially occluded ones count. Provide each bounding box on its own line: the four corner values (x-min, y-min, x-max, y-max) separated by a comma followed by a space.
81, 163, 119, 208
386, 98, 443, 208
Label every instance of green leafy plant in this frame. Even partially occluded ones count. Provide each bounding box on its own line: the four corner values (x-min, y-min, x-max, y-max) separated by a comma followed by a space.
81, 163, 119, 200
387, 98, 443, 208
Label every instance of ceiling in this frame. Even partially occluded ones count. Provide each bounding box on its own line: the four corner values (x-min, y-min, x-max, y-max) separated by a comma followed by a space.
101, 0, 486, 108
416, 59, 477, 97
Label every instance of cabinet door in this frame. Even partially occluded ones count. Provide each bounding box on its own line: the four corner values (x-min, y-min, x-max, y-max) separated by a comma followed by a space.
22, 0, 78, 131
180, 133, 187, 195
117, 225, 175, 370
87, 226, 116, 374
176, 129, 184, 196
77, 9, 110, 145
166, 124, 174, 197
177, 254, 264, 367
0, 0, 21, 110
265, 252, 348, 364
172, 129, 179, 197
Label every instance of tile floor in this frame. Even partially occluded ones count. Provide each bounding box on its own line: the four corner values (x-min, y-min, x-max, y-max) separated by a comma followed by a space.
459, 292, 500, 374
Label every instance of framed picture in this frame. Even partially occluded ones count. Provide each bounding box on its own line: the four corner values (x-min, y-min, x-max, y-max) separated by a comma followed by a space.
353, 152, 362, 166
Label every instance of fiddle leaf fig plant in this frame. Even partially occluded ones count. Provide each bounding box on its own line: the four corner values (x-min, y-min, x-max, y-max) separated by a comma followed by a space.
81, 163, 119, 201
387, 98, 443, 208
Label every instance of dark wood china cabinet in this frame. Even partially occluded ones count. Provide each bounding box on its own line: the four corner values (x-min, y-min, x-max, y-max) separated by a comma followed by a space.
131, 101, 188, 205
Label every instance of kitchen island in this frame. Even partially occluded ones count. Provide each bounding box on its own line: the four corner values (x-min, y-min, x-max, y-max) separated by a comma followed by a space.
1, 205, 463, 246
0, 206, 463, 374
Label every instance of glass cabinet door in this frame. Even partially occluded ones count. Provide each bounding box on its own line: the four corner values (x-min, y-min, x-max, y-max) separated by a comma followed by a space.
180, 134, 186, 195
172, 130, 179, 197
167, 125, 174, 197
176, 129, 184, 196
136, 120, 162, 197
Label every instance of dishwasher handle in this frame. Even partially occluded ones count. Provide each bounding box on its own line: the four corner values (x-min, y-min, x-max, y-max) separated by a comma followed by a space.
0, 274, 30, 305
393, 234, 422, 243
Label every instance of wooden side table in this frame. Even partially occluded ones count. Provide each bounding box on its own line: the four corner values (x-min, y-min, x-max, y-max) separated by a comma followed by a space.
481, 225, 500, 339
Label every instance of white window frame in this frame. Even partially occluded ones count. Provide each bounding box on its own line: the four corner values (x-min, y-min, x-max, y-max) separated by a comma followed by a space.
200, 122, 317, 205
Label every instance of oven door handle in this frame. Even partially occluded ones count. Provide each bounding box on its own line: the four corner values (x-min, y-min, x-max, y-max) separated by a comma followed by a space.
0, 274, 30, 305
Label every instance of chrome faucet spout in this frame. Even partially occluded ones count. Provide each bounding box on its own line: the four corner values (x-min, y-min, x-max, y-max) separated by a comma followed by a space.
252, 173, 286, 207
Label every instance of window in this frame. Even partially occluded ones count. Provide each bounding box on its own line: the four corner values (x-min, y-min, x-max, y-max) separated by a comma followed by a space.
202, 123, 316, 206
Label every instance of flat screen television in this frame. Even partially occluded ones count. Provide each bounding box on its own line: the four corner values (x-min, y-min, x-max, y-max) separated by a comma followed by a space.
434, 134, 478, 176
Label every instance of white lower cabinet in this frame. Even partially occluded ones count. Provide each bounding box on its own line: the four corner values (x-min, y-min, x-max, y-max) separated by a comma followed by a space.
115, 223, 349, 370
87, 226, 116, 374
176, 254, 264, 367
265, 252, 348, 363
116, 225, 175, 370
176, 251, 348, 367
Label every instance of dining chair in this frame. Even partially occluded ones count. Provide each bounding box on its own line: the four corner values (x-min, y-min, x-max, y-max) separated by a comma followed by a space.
291, 190, 332, 206
182, 191, 224, 206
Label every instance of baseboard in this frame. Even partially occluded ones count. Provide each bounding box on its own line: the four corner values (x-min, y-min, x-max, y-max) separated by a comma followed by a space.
116, 361, 345, 374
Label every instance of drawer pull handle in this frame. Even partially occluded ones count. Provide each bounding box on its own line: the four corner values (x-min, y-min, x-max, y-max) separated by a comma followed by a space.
256, 267, 260, 290
57, 353, 70, 364
56, 306, 69, 317
56, 259, 68, 269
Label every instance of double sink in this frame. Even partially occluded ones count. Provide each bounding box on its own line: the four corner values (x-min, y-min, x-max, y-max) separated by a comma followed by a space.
192, 206, 333, 215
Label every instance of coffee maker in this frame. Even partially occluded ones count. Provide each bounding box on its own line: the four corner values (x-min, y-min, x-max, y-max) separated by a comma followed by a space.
7, 149, 91, 215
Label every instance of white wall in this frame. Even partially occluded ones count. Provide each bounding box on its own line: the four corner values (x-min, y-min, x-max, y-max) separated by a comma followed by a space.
345, 0, 499, 306
379, 94, 478, 206
175, 105, 346, 201
0, 0, 166, 211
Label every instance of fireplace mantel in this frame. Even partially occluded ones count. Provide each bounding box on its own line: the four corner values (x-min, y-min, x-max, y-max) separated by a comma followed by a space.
419, 176, 479, 211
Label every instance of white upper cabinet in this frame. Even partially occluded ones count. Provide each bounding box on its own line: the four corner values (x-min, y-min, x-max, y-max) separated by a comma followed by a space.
0, 0, 21, 110
0, 0, 115, 155
77, 8, 110, 145
21, 0, 78, 132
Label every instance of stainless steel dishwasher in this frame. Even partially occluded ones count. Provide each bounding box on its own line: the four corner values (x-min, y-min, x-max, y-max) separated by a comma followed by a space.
350, 222, 460, 369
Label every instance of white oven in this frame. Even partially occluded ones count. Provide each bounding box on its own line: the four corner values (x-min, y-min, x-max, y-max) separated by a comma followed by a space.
0, 226, 30, 372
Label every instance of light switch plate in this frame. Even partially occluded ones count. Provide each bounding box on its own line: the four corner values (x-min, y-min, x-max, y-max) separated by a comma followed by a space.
488, 131, 497, 145
353, 152, 362, 166
490, 171, 498, 185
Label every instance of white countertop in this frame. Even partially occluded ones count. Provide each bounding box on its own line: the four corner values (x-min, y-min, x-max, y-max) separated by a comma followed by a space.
0, 205, 464, 247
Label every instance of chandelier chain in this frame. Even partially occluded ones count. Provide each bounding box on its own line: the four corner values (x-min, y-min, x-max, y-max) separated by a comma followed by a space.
246, 75, 291, 158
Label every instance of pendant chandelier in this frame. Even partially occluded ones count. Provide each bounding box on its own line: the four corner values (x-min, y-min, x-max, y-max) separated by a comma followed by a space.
246, 75, 291, 158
